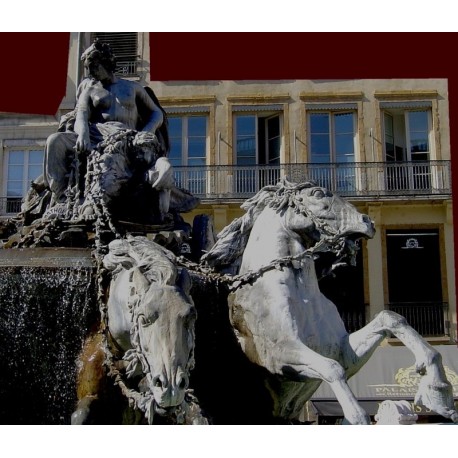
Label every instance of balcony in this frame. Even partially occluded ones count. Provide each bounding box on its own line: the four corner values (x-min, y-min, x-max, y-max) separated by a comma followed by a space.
0, 197, 21, 216
173, 160, 452, 201
388, 302, 449, 337
0, 161, 452, 216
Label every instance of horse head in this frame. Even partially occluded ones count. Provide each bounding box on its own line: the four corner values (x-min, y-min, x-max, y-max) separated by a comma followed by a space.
104, 237, 197, 416
202, 178, 375, 273
280, 180, 375, 250
130, 266, 196, 412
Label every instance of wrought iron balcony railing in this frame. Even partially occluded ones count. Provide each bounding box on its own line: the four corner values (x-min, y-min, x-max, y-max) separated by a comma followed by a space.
115, 60, 140, 77
0, 197, 22, 215
0, 161, 451, 216
387, 302, 449, 337
173, 160, 451, 200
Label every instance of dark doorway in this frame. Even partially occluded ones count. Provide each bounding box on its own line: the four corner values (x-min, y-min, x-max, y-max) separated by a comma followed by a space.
318, 244, 365, 333
386, 229, 445, 336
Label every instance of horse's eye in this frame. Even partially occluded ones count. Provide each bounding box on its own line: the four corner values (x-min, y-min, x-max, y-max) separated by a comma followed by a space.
312, 189, 325, 199
184, 308, 197, 328
138, 314, 152, 327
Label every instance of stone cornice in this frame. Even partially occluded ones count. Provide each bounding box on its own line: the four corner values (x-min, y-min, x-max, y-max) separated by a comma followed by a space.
0, 123, 58, 139
300, 91, 364, 102
227, 94, 290, 104
158, 96, 217, 106
374, 90, 439, 100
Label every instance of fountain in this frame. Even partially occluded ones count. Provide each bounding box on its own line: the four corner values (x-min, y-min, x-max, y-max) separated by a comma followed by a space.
1, 40, 456, 426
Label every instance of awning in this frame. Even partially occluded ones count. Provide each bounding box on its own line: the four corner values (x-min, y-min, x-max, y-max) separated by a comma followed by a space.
310, 345, 458, 416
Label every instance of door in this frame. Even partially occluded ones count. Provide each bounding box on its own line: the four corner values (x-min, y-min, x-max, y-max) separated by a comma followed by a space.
386, 229, 444, 335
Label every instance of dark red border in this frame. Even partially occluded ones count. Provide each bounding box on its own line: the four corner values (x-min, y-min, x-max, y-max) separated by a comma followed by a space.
0, 32, 456, 328
0, 33, 70, 115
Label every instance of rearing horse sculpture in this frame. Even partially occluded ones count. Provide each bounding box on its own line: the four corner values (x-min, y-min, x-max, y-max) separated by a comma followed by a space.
203, 179, 458, 424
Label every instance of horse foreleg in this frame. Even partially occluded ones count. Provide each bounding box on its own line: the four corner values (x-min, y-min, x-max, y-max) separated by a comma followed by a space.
71, 332, 106, 425
284, 346, 371, 424
346, 310, 458, 422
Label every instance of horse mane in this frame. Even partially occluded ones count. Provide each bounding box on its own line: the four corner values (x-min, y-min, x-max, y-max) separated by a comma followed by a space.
202, 178, 316, 271
104, 236, 178, 286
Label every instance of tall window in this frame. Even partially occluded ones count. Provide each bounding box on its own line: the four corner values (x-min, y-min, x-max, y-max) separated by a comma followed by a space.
383, 109, 431, 162
308, 111, 356, 192
235, 114, 281, 166
234, 113, 281, 194
383, 109, 432, 191
90, 32, 139, 77
168, 116, 207, 195
3, 149, 43, 213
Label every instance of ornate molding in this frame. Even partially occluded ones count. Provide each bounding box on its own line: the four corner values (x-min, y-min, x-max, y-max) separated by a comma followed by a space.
374, 90, 439, 100
300, 91, 364, 102
227, 94, 290, 104
158, 95, 217, 106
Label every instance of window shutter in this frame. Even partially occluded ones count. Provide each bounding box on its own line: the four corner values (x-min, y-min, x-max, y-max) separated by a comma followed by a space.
90, 32, 139, 76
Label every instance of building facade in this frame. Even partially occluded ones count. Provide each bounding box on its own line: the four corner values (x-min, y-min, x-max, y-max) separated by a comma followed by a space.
0, 32, 455, 347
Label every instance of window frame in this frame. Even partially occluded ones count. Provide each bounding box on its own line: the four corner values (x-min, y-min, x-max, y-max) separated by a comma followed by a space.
233, 111, 283, 166
167, 114, 209, 167
2, 147, 44, 214
307, 110, 357, 164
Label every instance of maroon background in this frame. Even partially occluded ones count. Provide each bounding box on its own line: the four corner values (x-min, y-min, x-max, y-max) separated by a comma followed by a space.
0, 33, 69, 115
0, 32, 457, 324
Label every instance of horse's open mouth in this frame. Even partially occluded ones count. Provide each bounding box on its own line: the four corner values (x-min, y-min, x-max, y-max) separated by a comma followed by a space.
154, 403, 179, 416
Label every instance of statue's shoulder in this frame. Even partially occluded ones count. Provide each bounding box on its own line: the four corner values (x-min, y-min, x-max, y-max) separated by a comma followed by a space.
77, 77, 97, 93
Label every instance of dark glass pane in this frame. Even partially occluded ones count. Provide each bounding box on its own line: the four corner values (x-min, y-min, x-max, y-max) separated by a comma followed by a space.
408, 111, 428, 131
236, 137, 256, 157
7, 181, 22, 196
335, 134, 354, 156
334, 112, 354, 134
311, 135, 330, 157
236, 116, 256, 136
310, 153, 331, 164
168, 117, 183, 137
7, 165, 23, 181
188, 116, 207, 137
188, 157, 206, 166
236, 156, 257, 166
267, 116, 280, 138
335, 153, 355, 163
168, 140, 183, 165
8, 151, 24, 165
268, 137, 280, 164
28, 165, 43, 182
29, 150, 44, 164
410, 131, 429, 153
310, 113, 329, 134
386, 141, 395, 161
384, 113, 394, 136
188, 138, 206, 158
411, 152, 429, 161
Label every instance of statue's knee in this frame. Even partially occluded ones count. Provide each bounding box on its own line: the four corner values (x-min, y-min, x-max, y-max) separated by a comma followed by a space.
323, 360, 346, 383
378, 310, 408, 329
46, 132, 64, 148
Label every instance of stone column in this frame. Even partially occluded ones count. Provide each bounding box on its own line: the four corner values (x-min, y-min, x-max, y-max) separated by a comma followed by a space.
366, 204, 385, 319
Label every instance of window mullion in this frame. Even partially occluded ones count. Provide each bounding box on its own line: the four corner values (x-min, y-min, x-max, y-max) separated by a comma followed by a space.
183, 117, 188, 165
330, 112, 336, 163
23, 151, 29, 196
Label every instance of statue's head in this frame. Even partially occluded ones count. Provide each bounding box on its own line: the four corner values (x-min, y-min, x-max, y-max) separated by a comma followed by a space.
81, 39, 117, 76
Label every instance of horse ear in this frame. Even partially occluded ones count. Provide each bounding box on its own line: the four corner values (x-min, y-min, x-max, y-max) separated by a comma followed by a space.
177, 268, 192, 297
131, 267, 150, 294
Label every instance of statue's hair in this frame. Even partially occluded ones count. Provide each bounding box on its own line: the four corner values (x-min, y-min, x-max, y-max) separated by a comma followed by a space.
104, 236, 177, 286
202, 178, 316, 270
81, 39, 117, 73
